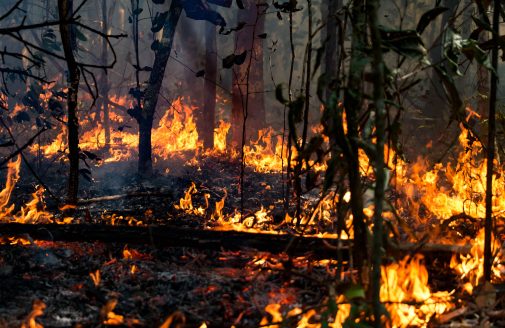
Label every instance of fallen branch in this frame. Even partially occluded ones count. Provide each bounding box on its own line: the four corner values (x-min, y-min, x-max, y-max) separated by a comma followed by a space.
77, 191, 173, 205
389, 241, 471, 255
0, 223, 475, 258
0, 223, 350, 258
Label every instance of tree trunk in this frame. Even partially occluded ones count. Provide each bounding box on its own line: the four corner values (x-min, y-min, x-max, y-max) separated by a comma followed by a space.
342, 0, 368, 281
368, 0, 386, 325
484, 0, 499, 284
322, 0, 342, 99
137, 1, 183, 176
202, 21, 217, 149
101, 0, 111, 148
424, 0, 459, 119
231, 0, 266, 147
58, 0, 80, 205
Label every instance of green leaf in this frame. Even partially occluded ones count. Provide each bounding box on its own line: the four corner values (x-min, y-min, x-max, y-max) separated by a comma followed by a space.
443, 28, 463, 76
74, 27, 87, 41
472, 15, 493, 33
344, 284, 365, 300
461, 38, 495, 73
380, 27, 427, 60
416, 7, 448, 34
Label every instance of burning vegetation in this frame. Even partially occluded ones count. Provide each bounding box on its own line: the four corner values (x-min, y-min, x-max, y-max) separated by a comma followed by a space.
1, 0, 505, 327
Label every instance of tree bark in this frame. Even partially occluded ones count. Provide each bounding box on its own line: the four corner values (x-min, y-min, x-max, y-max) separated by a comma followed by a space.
137, 1, 183, 176
342, 0, 368, 280
484, 0, 499, 283
231, 0, 266, 147
58, 0, 80, 205
101, 0, 111, 148
202, 21, 217, 149
322, 0, 342, 99
368, 0, 386, 325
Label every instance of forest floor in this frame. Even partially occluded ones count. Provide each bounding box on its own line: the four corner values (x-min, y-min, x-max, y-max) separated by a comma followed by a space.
0, 156, 504, 326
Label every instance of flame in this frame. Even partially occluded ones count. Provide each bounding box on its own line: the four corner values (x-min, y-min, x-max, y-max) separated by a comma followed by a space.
261, 255, 452, 327
152, 97, 201, 157
393, 126, 505, 223
101, 299, 124, 325
21, 300, 46, 328
174, 182, 209, 216
381, 254, 453, 327
450, 228, 505, 294
260, 295, 350, 328
0, 155, 21, 218
90, 270, 101, 287
212, 120, 231, 153
13, 186, 53, 224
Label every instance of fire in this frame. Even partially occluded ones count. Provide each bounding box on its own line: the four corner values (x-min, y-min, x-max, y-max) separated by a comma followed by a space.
13, 186, 53, 224
261, 255, 452, 327
243, 127, 285, 173
393, 126, 505, 223
90, 269, 101, 287
21, 299, 46, 328
0, 155, 21, 218
381, 255, 453, 327
152, 97, 201, 157
174, 182, 209, 216
101, 299, 124, 325
450, 228, 505, 294
260, 295, 350, 328
212, 120, 231, 153
0, 155, 53, 224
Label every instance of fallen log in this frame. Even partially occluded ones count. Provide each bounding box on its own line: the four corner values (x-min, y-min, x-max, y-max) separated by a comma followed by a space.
0, 223, 472, 259
0, 223, 350, 258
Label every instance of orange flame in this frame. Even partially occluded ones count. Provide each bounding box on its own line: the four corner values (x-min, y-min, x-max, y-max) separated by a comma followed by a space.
450, 228, 505, 294
21, 299, 46, 328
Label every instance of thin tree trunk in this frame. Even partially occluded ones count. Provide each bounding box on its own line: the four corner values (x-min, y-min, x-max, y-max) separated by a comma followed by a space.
322, 0, 342, 99
368, 0, 386, 325
137, 1, 183, 176
484, 0, 499, 283
231, 0, 266, 147
342, 0, 368, 280
294, 0, 313, 223
101, 0, 111, 148
58, 0, 80, 205
202, 21, 217, 149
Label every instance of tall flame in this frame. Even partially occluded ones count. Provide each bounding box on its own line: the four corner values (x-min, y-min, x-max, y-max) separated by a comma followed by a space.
0, 155, 21, 218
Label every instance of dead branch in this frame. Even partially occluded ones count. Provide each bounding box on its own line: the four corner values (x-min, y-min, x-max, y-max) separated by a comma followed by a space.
0, 223, 350, 258
77, 191, 173, 205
